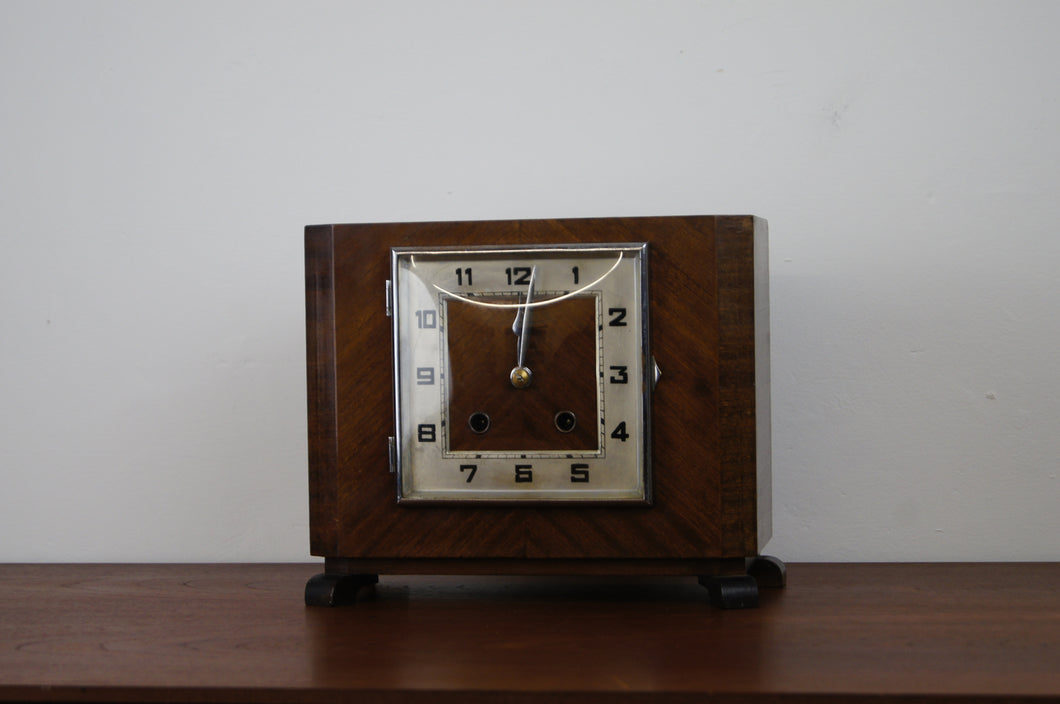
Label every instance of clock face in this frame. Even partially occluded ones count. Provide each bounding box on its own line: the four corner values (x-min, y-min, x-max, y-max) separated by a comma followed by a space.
391, 243, 651, 503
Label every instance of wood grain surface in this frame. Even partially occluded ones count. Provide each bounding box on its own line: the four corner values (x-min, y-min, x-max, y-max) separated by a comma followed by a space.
1, 563, 1058, 703
305, 216, 770, 566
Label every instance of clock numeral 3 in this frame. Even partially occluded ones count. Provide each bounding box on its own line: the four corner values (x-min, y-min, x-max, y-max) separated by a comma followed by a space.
608, 365, 628, 384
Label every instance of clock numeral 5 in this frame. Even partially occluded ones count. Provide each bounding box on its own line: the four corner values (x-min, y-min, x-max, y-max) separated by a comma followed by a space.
570, 463, 590, 483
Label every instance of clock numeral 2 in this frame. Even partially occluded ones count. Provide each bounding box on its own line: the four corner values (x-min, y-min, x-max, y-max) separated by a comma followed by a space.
608, 308, 628, 326
514, 465, 533, 483
570, 463, 590, 483
417, 424, 436, 442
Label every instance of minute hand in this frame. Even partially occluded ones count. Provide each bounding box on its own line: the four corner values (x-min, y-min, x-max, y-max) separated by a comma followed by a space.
512, 265, 537, 371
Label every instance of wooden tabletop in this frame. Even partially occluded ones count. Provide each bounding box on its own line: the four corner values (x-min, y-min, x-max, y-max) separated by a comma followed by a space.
0, 563, 1057, 703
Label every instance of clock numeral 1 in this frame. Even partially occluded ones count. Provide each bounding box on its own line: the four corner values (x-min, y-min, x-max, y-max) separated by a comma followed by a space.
571, 266, 580, 284
570, 463, 590, 483
417, 424, 436, 442
514, 465, 533, 483
460, 464, 477, 483
610, 421, 630, 442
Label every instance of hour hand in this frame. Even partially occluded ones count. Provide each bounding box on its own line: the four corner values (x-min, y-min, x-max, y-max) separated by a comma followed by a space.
510, 266, 536, 388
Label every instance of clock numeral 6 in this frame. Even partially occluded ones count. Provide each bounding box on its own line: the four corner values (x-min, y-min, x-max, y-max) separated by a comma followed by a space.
570, 463, 590, 483
514, 465, 533, 483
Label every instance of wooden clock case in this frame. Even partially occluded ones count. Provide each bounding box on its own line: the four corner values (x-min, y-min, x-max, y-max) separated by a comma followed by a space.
304, 215, 782, 608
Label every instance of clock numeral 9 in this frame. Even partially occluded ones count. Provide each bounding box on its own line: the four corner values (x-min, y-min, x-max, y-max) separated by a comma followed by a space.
416, 367, 435, 385
514, 465, 533, 483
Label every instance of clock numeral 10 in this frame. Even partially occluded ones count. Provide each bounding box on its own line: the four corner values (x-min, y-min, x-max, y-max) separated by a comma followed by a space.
415, 310, 437, 329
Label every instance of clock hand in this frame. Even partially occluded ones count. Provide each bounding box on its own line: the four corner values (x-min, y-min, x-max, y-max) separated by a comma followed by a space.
510, 265, 536, 388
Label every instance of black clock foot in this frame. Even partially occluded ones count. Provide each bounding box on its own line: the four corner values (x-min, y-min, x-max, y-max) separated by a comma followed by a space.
699, 574, 759, 609
699, 555, 786, 609
747, 554, 787, 588
305, 572, 378, 607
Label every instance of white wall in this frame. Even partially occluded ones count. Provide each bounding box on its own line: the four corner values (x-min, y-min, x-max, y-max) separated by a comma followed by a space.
2, 0, 1057, 563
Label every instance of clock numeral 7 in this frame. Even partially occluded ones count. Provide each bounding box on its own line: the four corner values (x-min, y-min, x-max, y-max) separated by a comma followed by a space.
459, 464, 477, 483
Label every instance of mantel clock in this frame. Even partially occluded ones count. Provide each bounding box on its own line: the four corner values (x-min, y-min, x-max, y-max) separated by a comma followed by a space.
303, 216, 783, 608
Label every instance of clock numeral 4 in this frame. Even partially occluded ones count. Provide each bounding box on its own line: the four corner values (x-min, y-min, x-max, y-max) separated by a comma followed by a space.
610, 421, 630, 442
